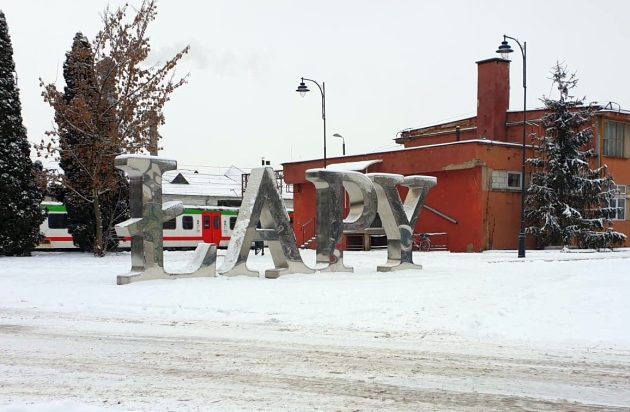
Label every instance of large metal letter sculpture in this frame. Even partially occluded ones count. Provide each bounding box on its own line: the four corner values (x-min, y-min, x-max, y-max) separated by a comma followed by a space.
368, 173, 437, 271
219, 167, 314, 278
305, 169, 377, 272
115, 155, 217, 285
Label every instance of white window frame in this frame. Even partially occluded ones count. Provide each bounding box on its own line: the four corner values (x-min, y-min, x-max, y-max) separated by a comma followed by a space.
603, 121, 627, 158
491, 170, 522, 191
507, 172, 522, 190
611, 184, 627, 220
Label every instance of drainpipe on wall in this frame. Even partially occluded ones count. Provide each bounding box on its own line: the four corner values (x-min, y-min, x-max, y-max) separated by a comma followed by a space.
456, 126, 461, 142
595, 118, 601, 169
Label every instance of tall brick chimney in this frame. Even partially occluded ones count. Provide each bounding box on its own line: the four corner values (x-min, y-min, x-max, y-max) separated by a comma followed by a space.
476, 58, 510, 141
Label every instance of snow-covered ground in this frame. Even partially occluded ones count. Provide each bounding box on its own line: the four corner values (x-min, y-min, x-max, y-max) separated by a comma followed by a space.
1, 249, 630, 411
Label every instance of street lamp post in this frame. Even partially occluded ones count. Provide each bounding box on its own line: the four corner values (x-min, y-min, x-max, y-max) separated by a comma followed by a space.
497, 35, 527, 258
296, 78, 327, 168
332, 133, 346, 155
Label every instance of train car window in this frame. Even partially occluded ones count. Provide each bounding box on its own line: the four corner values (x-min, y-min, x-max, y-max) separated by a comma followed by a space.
213, 216, 220, 229
163, 218, 176, 230
48, 213, 67, 229
203, 216, 210, 229
229, 216, 237, 230
182, 216, 194, 230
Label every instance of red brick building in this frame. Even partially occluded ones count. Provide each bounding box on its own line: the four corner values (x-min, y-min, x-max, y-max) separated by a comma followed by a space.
283, 58, 629, 252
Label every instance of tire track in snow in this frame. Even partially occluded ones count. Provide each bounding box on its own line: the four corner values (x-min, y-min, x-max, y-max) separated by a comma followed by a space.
1, 317, 630, 411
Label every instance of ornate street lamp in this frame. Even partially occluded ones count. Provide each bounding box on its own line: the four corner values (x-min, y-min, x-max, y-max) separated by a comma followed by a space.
497, 34, 527, 258
296, 77, 327, 168
332, 133, 346, 155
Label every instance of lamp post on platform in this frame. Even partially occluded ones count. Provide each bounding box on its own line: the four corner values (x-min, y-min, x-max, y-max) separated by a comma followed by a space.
296, 77, 327, 168
497, 34, 527, 258
332, 133, 346, 155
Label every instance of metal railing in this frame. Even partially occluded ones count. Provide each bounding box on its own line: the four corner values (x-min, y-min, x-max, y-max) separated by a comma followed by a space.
300, 218, 316, 247
413, 232, 448, 251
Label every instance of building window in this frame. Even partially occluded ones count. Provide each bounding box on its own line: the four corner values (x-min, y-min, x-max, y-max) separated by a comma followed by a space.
163, 218, 176, 230
48, 213, 67, 229
507, 172, 522, 189
603, 121, 628, 158
611, 185, 627, 220
492, 170, 522, 190
182, 216, 194, 230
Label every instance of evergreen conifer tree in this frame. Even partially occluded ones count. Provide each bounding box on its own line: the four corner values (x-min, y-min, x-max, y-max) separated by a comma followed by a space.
57, 33, 97, 251
0, 11, 45, 256
525, 64, 626, 249
52, 33, 128, 254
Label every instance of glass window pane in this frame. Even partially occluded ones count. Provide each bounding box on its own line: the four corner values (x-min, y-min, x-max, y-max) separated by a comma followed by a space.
604, 121, 626, 157
182, 216, 193, 230
508, 173, 521, 189
163, 218, 176, 230
48, 213, 67, 229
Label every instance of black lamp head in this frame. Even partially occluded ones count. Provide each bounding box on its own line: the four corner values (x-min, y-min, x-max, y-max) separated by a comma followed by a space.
496, 39, 514, 60
296, 79, 310, 97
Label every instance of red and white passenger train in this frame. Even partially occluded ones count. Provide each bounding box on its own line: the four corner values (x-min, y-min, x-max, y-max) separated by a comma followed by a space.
37, 202, 280, 250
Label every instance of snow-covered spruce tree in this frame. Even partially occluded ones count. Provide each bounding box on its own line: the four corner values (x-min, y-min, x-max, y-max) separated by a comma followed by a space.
525, 63, 626, 249
0, 11, 44, 256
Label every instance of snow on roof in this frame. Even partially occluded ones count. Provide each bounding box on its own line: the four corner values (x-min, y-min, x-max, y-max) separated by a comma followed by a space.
163, 169, 243, 198
326, 159, 383, 171
598, 108, 630, 115
224, 165, 248, 181
163, 167, 293, 200
164, 181, 243, 198
170, 165, 252, 176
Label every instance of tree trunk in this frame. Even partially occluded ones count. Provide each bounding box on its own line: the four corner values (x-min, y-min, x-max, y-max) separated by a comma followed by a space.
93, 191, 104, 257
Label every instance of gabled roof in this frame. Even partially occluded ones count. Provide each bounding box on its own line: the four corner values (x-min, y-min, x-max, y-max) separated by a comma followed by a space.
170, 173, 190, 184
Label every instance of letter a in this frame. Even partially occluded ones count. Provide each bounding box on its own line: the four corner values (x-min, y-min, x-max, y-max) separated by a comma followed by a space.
219, 167, 314, 278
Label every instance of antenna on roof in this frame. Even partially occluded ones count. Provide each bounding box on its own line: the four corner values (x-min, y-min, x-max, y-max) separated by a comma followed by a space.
604, 101, 621, 112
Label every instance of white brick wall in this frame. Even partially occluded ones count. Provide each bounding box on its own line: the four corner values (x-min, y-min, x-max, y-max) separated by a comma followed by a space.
492, 171, 508, 189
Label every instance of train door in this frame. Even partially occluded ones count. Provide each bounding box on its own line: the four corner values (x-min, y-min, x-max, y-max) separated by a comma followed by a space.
201, 211, 222, 244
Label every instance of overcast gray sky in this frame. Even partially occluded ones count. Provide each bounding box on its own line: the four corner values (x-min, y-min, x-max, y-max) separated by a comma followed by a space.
3, 0, 630, 170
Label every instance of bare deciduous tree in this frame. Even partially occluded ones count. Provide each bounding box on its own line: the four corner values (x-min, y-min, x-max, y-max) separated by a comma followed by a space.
37, 0, 189, 256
